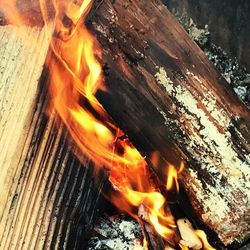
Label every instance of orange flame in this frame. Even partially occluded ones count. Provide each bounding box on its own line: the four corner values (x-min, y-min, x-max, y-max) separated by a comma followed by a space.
195, 230, 216, 250
143, 237, 148, 250
44, 0, 176, 243
166, 162, 184, 192
1, 1, 215, 249
178, 243, 189, 250
123, 189, 175, 238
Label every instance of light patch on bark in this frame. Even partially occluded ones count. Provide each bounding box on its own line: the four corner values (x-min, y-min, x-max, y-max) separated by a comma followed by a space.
108, 8, 118, 24
155, 67, 249, 190
154, 67, 250, 243
155, 67, 173, 93
189, 169, 230, 220
93, 22, 108, 37
93, 23, 115, 43
186, 69, 230, 127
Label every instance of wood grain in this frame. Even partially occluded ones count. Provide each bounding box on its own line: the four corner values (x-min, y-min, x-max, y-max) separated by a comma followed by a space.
0, 25, 107, 249
0, 25, 50, 229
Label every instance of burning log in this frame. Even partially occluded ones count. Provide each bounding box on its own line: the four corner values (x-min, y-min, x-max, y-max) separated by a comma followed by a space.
1, 2, 180, 249
138, 204, 175, 250
83, 0, 250, 247
0, 24, 108, 249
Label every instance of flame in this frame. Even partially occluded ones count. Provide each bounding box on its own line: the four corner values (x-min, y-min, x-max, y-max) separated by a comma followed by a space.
166, 162, 184, 192
1, 1, 215, 249
123, 189, 175, 238
178, 243, 189, 250
195, 230, 216, 250
143, 237, 148, 250
45, 0, 176, 242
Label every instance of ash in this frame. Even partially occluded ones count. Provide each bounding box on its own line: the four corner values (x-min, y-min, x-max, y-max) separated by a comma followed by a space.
87, 215, 143, 250
173, 14, 250, 107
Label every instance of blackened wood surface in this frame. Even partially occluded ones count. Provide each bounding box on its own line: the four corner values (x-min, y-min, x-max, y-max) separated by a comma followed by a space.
88, 0, 250, 247
0, 73, 107, 249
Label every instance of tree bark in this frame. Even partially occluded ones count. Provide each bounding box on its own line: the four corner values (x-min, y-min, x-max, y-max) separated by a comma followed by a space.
88, 0, 250, 247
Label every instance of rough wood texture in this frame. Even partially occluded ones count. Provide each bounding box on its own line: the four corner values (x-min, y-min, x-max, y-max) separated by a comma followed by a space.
0, 25, 107, 249
0, 24, 50, 225
87, 0, 250, 247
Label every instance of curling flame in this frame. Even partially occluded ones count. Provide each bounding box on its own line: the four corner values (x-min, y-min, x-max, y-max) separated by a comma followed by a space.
0, 0, 215, 249
123, 188, 175, 238
47, 0, 176, 243
166, 162, 184, 192
178, 243, 189, 250
195, 230, 216, 250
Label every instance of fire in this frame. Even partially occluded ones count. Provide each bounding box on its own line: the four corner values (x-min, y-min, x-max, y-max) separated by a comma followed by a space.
166, 162, 184, 192
46, 0, 176, 243
1, 0, 216, 249
179, 244, 189, 250
123, 189, 175, 238
195, 230, 216, 250
143, 237, 148, 250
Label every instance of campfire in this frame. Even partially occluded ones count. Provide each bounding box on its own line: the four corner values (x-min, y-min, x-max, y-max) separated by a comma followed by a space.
0, 0, 249, 250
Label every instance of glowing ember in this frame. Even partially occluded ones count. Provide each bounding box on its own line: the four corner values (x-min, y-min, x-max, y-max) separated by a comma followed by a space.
0, 0, 216, 249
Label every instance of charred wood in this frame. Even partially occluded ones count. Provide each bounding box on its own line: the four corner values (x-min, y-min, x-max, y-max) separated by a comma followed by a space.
87, 0, 250, 247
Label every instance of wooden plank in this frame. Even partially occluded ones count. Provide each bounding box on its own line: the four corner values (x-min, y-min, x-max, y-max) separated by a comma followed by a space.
0, 24, 50, 229
0, 24, 107, 249
86, 0, 250, 246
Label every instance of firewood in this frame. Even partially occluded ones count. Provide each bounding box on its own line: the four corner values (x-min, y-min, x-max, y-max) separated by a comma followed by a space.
85, 0, 250, 247
2, 0, 249, 248
0, 24, 107, 249
138, 204, 170, 250
0, 24, 50, 238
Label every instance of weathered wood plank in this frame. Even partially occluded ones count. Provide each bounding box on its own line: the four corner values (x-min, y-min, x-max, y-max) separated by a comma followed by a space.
0, 25, 107, 249
0, 24, 50, 230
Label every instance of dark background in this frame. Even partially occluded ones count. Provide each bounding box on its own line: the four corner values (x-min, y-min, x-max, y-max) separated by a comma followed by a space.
162, 0, 250, 72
